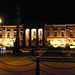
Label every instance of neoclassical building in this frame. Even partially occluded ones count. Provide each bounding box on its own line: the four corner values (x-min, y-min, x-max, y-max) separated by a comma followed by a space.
23, 23, 45, 47
45, 24, 75, 48
0, 25, 23, 47
0, 24, 44, 47
0, 24, 75, 48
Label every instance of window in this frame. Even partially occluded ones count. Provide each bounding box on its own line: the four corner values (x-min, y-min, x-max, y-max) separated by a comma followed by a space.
3, 28, 5, 30
7, 32, 10, 38
21, 29, 23, 31
54, 32, 57, 36
61, 32, 64, 36
14, 29, 17, 31
20, 40, 23, 45
14, 32, 17, 36
46, 29, 50, 30
40, 31, 42, 36
47, 32, 50, 36
21, 32, 23, 36
7, 29, 10, 31
70, 32, 73, 37
53, 29, 57, 30
61, 29, 65, 30
0, 31, 2, 38
33, 31, 36, 36
21, 40, 23, 43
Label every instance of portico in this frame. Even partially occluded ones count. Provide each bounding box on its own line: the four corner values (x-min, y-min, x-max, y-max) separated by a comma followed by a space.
23, 24, 45, 47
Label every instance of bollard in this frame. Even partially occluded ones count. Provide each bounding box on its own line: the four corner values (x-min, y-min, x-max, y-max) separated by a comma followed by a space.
36, 58, 40, 75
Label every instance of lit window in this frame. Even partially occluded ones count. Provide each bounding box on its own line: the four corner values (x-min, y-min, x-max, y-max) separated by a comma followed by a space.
0, 31, 2, 38
33, 31, 36, 36
47, 32, 50, 36
54, 32, 57, 36
40, 31, 42, 36
7, 32, 10, 38
61, 32, 64, 36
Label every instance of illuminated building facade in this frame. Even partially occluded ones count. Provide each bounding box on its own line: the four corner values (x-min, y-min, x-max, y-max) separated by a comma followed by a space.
0, 24, 44, 47
23, 24, 44, 47
0, 25, 23, 47
0, 24, 75, 48
45, 24, 75, 48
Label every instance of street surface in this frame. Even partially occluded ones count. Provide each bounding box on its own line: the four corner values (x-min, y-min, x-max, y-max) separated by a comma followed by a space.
0, 50, 75, 75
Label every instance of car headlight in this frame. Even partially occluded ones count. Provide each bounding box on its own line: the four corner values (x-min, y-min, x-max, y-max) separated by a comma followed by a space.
2, 47, 6, 50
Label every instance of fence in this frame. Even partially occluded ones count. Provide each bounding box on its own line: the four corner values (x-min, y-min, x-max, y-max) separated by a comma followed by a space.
36, 58, 75, 75
0, 58, 75, 75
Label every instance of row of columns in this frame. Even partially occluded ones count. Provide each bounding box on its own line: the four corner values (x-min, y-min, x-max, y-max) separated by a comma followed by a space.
23, 28, 45, 47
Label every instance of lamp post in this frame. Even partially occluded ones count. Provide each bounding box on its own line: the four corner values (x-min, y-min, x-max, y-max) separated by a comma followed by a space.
13, 5, 21, 54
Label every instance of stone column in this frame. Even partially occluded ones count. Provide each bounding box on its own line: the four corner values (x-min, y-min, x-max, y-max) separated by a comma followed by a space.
36, 28, 38, 46
43, 28, 45, 46
29, 28, 31, 46
66, 28, 70, 44
23, 28, 25, 46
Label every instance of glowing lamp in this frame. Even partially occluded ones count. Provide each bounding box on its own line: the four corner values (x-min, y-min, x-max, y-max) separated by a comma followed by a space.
70, 46, 74, 48
0, 18, 2, 24
3, 47, 6, 50
27, 29, 29, 31
32, 38, 33, 40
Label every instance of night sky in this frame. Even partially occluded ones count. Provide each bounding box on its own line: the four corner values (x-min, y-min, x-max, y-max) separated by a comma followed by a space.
0, 0, 73, 25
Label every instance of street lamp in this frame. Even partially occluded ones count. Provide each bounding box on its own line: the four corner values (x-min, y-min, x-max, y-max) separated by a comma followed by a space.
0, 18, 2, 24
13, 5, 21, 54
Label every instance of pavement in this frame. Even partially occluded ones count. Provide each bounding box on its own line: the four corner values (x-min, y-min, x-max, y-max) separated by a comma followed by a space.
1, 50, 75, 62
0, 50, 75, 75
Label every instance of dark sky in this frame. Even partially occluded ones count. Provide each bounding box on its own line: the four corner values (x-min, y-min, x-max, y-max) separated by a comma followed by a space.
0, 0, 73, 25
